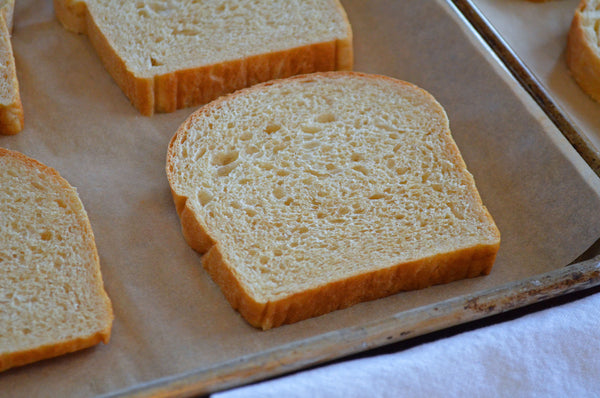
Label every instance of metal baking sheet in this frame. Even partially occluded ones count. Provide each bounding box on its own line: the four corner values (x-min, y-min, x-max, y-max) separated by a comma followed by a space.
3, 0, 600, 396
454, 0, 600, 173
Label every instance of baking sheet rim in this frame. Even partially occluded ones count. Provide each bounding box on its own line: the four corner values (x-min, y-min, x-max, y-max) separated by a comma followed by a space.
102, 258, 600, 398
452, 0, 600, 176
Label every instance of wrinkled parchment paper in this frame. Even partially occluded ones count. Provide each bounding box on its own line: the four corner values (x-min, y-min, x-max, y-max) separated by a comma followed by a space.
3, 0, 600, 396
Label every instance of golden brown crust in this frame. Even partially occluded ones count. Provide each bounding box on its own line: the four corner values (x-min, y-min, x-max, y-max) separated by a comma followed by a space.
0, 329, 111, 372
54, 0, 354, 116
204, 240, 499, 330
0, 100, 24, 135
170, 40, 339, 114
567, 0, 600, 103
0, 148, 113, 372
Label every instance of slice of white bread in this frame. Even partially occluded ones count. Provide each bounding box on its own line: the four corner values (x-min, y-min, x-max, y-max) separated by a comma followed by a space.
0, 148, 113, 372
166, 72, 501, 330
0, 0, 24, 135
567, 0, 600, 103
53, 0, 353, 116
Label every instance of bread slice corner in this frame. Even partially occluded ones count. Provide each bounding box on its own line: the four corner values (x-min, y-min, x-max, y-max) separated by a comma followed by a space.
166, 71, 501, 330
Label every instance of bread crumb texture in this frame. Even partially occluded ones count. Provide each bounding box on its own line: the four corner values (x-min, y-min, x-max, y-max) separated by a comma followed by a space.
167, 72, 500, 329
0, 148, 113, 371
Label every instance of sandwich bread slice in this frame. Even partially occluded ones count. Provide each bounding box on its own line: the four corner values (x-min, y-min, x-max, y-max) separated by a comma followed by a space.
0, 148, 113, 372
166, 71, 501, 330
54, 0, 353, 115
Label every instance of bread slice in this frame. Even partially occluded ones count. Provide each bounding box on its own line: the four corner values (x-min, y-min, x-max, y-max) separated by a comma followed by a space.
0, 148, 113, 372
0, 0, 24, 135
166, 71, 501, 330
53, 0, 353, 116
567, 0, 600, 103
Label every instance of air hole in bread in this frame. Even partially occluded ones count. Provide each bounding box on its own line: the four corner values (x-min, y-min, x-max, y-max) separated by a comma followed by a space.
172, 28, 200, 36
212, 150, 239, 166
194, 147, 207, 161
352, 165, 368, 176
240, 132, 252, 141
375, 123, 396, 132
217, 163, 237, 176
265, 123, 281, 134
369, 193, 386, 200
301, 124, 321, 134
31, 181, 45, 191
295, 226, 309, 234
273, 144, 286, 154
316, 113, 336, 123
150, 57, 163, 67
338, 207, 350, 216
272, 187, 285, 200
303, 141, 319, 150
396, 166, 409, 175
449, 203, 465, 220
431, 183, 443, 192
197, 190, 213, 206
259, 161, 273, 171
306, 169, 327, 178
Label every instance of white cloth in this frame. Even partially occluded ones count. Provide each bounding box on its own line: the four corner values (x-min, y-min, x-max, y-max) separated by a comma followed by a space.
213, 291, 600, 398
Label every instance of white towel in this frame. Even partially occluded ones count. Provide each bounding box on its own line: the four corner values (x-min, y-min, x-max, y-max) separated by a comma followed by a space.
214, 290, 600, 397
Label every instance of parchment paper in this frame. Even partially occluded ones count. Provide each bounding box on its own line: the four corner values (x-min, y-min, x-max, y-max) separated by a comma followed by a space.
473, 0, 600, 156
2, 0, 600, 396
